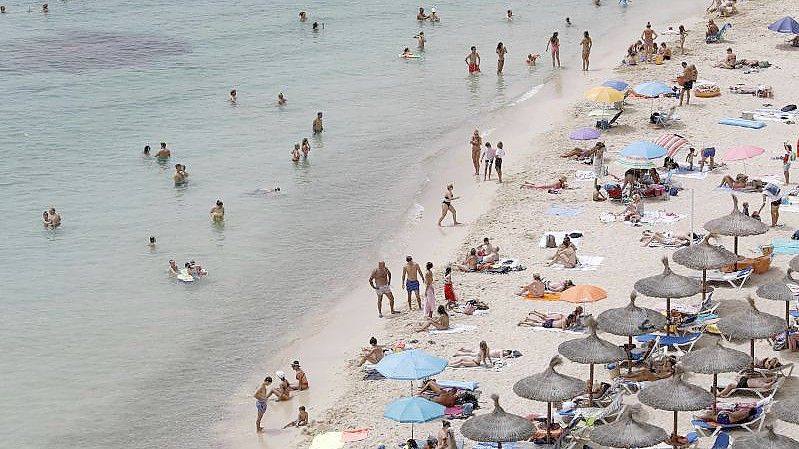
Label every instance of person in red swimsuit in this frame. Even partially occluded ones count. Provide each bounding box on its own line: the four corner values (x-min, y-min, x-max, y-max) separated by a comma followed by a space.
465, 46, 481, 73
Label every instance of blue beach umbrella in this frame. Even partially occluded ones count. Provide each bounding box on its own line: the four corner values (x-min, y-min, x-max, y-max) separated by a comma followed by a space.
602, 79, 629, 92
633, 81, 673, 98
768, 16, 799, 34
621, 141, 667, 159
384, 396, 445, 439
375, 349, 447, 381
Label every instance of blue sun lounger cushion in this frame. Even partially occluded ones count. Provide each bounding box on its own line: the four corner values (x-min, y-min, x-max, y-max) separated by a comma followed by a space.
718, 118, 766, 129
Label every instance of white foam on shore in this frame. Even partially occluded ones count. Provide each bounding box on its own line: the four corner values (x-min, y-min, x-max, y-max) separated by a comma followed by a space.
511, 83, 544, 106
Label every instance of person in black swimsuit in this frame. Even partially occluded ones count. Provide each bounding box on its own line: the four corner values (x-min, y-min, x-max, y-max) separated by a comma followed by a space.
437, 184, 461, 227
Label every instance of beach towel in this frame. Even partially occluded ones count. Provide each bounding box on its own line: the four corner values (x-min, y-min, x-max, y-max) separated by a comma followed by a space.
672, 170, 708, 180
362, 369, 385, 381
309, 432, 344, 449
438, 380, 480, 391
638, 210, 685, 224
719, 118, 766, 129
538, 231, 583, 248
575, 170, 597, 181
524, 292, 562, 301
545, 206, 584, 217
550, 255, 604, 271
771, 239, 799, 254
529, 326, 587, 335
341, 429, 369, 443
430, 324, 477, 334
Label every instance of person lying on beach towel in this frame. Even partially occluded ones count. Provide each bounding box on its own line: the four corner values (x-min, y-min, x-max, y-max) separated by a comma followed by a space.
516, 274, 545, 297
518, 307, 583, 329
560, 142, 604, 161
545, 279, 575, 292
452, 344, 521, 362
718, 174, 766, 191
449, 341, 496, 368
520, 176, 567, 190
640, 230, 692, 247
418, 379, 479, 409
416, 305, 450, 332
620, 356, 675, 382
544, 237, 577, 268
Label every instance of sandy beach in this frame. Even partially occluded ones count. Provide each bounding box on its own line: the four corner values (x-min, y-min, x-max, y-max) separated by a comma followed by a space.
221, 1, 799, 448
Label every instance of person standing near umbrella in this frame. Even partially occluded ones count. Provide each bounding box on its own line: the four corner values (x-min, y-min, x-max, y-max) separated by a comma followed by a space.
763, 190, 782, 227
593, 141, 606, 178
580, 31, 592, 71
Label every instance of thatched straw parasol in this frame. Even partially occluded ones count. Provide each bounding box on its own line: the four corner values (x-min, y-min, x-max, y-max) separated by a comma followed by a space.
638, 368, 714, 445
514, 356, 585, 443
680, 338, 751, 411
460, 394, 536, 449
756, 269, 797, 338
703, 194, 769, 255
730, 425, 799, 449
716, 297, 785, 365
589, 406, 668, 449
598, 292, 667, 372
634, 257, 702, 334
790, 255, 799, 272
774, 396, 799, 425
558, 318, 626, 406
673, 234, 739, 303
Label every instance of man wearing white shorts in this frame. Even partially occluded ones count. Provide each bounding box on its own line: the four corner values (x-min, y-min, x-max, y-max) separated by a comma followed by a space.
369, 261, 399, 318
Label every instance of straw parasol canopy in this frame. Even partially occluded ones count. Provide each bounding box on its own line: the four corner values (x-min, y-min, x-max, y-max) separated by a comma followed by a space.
681, 338, 751, 410
558, 318, 626, 406
717, 297, 785, 363
756, 268, 797, 331
703, 195, 769, 254
460, 394, 536, 449
597, 291, 667, 337
514, 356, 585, 443
589, 406, 668, 449
634, 257, 702, 334
730, 425, 799, 449
673, 234, 739, 302
774, 396, 799, 425
638, 368, 714, 441
790, 255, 799, 272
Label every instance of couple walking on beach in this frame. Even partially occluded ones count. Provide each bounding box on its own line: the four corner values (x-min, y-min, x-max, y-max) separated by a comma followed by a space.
369, 257, 437, 318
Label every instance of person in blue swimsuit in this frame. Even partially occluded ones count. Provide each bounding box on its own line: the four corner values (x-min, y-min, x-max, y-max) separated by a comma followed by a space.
402, 255, 424, 311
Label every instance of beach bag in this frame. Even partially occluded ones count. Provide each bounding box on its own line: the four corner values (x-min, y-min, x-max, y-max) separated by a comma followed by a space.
545, 234, 557, 248
781, 104, 797, 112
569, 232, 583, 239
792, 230, 799, 240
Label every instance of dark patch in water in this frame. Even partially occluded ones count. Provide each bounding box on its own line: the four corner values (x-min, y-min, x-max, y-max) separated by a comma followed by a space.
0, 30, 191, 73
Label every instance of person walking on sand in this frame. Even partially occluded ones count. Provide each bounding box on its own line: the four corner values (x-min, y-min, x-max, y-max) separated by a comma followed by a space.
678, 25, 688, 55
495, 141, 505, 183
437, 184, 461, 226
641, 22, 658, 62
546, 32, 560, 67
679, 61, 697, 106
465, 46, 481, 74
470, 130, 482, 175
481, 141, 496, 181
496, 42, 508, 74
423, 262, 436, 317
254, 376, 274, 433
402, 255, 424, 311
312, 112, 323, 134
369, 261, 398, 317
783, 143, 792, 185
580, 31, 593, 71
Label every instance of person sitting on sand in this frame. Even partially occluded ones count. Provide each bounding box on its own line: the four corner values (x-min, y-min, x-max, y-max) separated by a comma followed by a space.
545, 279, 575, 292
477, 237, 495, 256
640, 230, 692, 247
517, 274, 545, 297
717, 373, 778, 397
289, 360, 309, 391
593, 183, 607, 202
357, 337, 385, 366
416, 305, 450, 332
713, 47, 736, 68
545, 237, 577, 268
449, 340, 494, 368
478, 246, 500, 267
456, 248, 479, 272
658, 42, 672, 60
283, 406, 309, 428
518, 308, 582, 329
520, 176, 567, 190
526, 53, 540, 65
623, 194, 644, 223
273, 371, 292, 401
706, 19, 719, 38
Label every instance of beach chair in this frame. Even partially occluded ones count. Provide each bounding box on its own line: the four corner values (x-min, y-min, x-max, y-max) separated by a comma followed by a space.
595, 110, 623, 130
742, 362, 795, 380
650, 432, 701, 449
691, 397, 771, 437
706, 23, 732, 43
635, 332, 702, 355
654, 105, 679, 128
689, 267, 752, 289
718, 376, 784, 401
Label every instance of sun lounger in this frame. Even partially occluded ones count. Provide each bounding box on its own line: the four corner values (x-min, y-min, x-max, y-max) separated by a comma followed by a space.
636, 332, 701, 355
692, 398, 770, 436
560, 391, 625, 426
653, 105, 680, 128
689, 267, 752, 288
706, 23, 732, 43
719, 376, 784, 401
742, 362, 795, 379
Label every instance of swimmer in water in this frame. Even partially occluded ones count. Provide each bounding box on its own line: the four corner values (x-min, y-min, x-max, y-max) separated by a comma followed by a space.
173, 164, 188, 185
506, 9, 513, 21
428, 8, 440, 22
229, 89, 237, 103
291, 144, 301, 162
42, 210, 50, 227
143, 145, 150, 156
47, 207, 61, 227
168, 260, 179, 275
301, 138, 310, 158
415, 31, 426, 50
1, 6, 6, 13
526, 53, 540, 65
465, 46, 481, 73
148, 236, 156, 249
496, 42, 508, 74
416, 7, 428, 20
277, 92, 287, 106
298, 11, 307, 22
210, 200, 224, 222
566, 17, 572, 26
41, 3, 47, 13
312, 112, 323, 134
401, 47, 414, 58
312, 21, 319, 31
257, 186, 282, 194
156, 142, 170, 159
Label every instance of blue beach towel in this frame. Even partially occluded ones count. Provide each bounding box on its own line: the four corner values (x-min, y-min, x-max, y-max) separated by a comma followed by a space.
718, 118, 766, 129
772, 238, 799, 254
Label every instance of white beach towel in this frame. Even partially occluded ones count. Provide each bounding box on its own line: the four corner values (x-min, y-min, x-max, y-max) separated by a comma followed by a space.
529, 326, 586, 335
448, 359, 509, 372
672, 171, 708, 180
550, 255, 604, 271
575, 170, 597, 181
430, 324, 477, 334
637, 210, 685, 224
538, 231, 583, 248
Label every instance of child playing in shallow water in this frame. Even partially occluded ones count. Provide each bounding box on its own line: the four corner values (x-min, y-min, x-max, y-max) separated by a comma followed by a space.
283, 406, 308, 428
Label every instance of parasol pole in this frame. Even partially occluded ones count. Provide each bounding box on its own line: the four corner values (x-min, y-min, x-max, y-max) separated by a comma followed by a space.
627, 335, 634, 374
690, 189, 695, 245
671, 411, 679, 447
750, 339, 756, 368
702, 269, 707, 303
712, 374, 718, 413
547, 401, 553, 444
666, 297, 672, 335
734, 236, 739, 257
588, 364, 595, 407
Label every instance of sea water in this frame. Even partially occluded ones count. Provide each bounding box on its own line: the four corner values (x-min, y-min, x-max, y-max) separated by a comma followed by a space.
0, 0, 671, 447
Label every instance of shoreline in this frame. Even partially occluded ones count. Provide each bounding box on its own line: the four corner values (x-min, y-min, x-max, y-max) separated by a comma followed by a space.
214, 0, 795, 447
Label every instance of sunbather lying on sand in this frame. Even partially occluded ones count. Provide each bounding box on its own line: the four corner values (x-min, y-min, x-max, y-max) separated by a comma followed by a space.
416, 305, 450, 332
620, 357, 675, 382
560, 142, 604, 161
453, 345, 518, 360
640, 230, 692, 247
520, 176, 567, 190
449, 340, 494, 368
545, 237, 577, 268
517, 274, 545, 297
718, 174, 765, 191
518, 307, 583, 329
418, 379, 460, 407
545, 279, 575, 292
695, 405, 757, 425
717, 373, 778, 397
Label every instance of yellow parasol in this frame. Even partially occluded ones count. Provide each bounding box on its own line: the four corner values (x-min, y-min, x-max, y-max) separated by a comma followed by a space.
584, 86, 624, 104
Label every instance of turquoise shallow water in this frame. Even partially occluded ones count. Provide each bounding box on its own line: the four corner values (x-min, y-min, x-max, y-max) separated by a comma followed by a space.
1, 0, 664, 447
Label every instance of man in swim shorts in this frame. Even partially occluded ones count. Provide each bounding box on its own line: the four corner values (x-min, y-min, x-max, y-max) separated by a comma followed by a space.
369, 261, 398, 317
253, 376, 274, 433
679, 61, 697, 106
699, 147, 715, 171
402, 255, 424, 310
312, 112, 323, 134
465, 46, 481, 74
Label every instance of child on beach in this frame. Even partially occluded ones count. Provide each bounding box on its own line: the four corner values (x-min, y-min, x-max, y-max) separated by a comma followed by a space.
283, 406, 309, 428
686, 147, 696, 171
443, 266, 457, 307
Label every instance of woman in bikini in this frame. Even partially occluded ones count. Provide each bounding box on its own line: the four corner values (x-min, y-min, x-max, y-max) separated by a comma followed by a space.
518, 309, 579, 329
580, 31, 592, 71
449, 340, 493, 368
496, 42, 508, 74
416, 305, 450, 332
678, 25, 688, 54
546, 32, 560, 67
437, 184, 461, 226
301, 138, 311, 158
545, 237, 578, 268
520, 176, 567, 190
